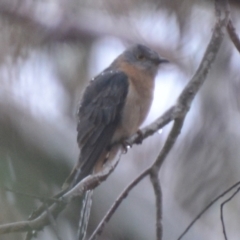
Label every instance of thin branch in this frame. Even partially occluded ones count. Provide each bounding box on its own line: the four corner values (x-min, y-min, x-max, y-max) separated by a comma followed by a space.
127, 106, 175, 145
44, 203, 63, 240
220, 186, 240, 240
154, 118, 184, 170
88, 167, 150, 240
150, 170, 162, 240
177, 181, 240, 240
227, 19, 240, 53
0, 151, 122, 235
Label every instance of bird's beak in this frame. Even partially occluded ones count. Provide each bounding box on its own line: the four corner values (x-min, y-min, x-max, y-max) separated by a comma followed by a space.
157, 57, 169, 64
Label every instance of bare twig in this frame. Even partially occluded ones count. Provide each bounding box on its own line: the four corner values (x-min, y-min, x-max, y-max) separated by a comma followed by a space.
44, 203, 63, 240
150, 170, 162, 240
0, 151, 122, 235
227, 19, 240, 53
220, 186, 240, 240
127, 106, 175, 145
88, 167, 150, 240
177, 181, 240, 240
154, 118, 184, 170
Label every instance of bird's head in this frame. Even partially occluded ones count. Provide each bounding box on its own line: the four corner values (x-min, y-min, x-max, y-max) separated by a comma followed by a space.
120, 44, 169, 76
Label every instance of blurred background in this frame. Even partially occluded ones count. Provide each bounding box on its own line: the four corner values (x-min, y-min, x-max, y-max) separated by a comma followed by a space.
0, 0, 240, 239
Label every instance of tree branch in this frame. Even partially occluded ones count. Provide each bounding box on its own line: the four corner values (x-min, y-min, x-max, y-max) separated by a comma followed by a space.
177, 181, 240, 240
0, 151, 122, 235
88, 167, 150, 240
220, 186, 240, 240
150, 170, 162, 240
227, 19, 240, 53
44, 203, 63, 240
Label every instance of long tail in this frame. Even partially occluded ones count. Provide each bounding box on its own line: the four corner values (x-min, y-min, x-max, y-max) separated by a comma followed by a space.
77, 190, 93, 240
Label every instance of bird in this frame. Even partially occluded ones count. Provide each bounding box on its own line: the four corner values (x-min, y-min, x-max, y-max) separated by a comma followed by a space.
63, 44, 169, 239
28, 44, 169, 239
64, 43, 169, 190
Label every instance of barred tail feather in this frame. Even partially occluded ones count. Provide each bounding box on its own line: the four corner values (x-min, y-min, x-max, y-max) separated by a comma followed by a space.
77, 190, 93, 240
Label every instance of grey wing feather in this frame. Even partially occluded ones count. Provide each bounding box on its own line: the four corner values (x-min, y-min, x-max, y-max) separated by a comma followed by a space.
69, 70, 129, 187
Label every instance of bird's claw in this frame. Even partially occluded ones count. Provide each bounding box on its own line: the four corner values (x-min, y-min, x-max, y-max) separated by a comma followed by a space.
135, 129, 143, 144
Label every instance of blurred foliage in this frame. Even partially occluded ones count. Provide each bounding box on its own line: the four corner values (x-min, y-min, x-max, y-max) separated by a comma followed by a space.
0, 0, 240, 240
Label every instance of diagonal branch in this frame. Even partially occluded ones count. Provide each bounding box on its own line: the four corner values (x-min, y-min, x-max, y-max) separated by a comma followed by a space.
44, 203, 63, 240
128, 106, 175, 145
150, 170, 162, 240
220, 186, 240, 240
177, 181, 240, 240
227, 19, 240, 53
88, 167, 150, 240
0, 151, 122, 235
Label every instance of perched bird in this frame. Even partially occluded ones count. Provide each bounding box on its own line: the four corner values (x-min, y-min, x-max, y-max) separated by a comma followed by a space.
64, 44, 169, 239
64, 44, 169, 189
28, 44, 168, 239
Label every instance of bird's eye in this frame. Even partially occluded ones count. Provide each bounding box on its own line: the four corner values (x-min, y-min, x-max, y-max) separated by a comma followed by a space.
137, 54, 145, 60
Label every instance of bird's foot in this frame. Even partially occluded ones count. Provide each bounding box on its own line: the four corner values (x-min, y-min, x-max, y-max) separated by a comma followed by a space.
135, 129, 144, 144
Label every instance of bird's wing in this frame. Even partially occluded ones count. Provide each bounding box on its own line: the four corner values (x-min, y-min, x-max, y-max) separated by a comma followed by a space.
68, 70, 129, 187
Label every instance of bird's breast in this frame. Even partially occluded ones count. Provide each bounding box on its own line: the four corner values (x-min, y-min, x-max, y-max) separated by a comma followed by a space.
111, 75, 154, 143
